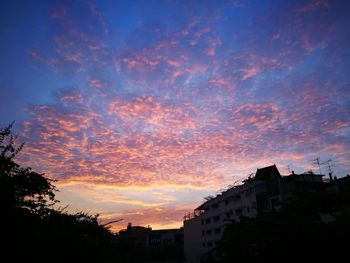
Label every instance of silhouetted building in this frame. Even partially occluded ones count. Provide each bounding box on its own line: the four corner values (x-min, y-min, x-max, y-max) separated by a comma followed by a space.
149, 228, 184, 247
119, 223, 183, 248
119, 223, 151, 247
183, 164, 332, 263
281, 170, 325, 200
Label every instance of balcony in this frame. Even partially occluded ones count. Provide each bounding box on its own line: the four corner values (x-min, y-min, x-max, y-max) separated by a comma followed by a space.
183, 210, 204, 221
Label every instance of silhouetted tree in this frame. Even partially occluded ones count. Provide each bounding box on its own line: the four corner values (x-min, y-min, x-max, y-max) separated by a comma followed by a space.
0, 123, 119, 263
0, 122, 57, 213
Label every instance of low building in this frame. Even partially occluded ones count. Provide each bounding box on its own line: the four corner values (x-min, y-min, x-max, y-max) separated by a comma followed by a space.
149, 228, 184, 247
119, 223, 183, 248
118, 224, 184, 262
118, 223, 152, 247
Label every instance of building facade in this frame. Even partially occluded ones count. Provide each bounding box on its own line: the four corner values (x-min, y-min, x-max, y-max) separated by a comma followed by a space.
183, 165, 326, 263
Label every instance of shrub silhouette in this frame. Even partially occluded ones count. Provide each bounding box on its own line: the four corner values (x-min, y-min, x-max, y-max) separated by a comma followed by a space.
0, 123, 117, 263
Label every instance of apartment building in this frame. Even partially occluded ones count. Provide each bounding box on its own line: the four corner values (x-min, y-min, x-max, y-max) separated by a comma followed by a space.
183, 164, 324, 263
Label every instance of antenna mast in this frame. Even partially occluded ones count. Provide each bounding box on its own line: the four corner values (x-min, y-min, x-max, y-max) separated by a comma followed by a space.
313, 157, 322, 174
321, 159, 333, 174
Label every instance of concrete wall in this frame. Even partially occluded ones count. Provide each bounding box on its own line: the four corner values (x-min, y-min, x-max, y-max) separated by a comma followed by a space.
184, 216, 203, 263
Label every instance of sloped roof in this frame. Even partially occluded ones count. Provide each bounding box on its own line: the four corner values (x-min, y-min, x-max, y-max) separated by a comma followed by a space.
254, 164, 281, 181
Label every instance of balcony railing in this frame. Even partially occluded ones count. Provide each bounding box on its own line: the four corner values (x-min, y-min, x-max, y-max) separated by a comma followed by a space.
183, 210, 204, 221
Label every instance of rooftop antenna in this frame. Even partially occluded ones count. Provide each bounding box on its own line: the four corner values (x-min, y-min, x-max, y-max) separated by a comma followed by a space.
321, 159, 334, 181
327, 162, 335, 174
313, 157, 322, 174
321, 159, 334, 175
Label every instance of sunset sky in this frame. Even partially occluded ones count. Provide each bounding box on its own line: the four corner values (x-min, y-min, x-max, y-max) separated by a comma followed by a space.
1, 0, 350, 231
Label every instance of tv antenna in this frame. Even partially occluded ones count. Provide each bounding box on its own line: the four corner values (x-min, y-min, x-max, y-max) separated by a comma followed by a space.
313, 157, 322, 174
321, 159, 334, 174
313, 157, 333, 175
313, 157, 323, 174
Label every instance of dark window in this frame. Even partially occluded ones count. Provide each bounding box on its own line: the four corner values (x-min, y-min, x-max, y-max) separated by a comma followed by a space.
235, 208, 242, 216
207, 241, 213, 247
205, 218, 211, 224
203, 242, 206, 247
214, 228, 221, 234
206, 229, 212, 235
201, 219, 204, 225
225, 199, 230, 205
247, 207, 250, 213
202, 230, 205, 236
226, 210, 233, 218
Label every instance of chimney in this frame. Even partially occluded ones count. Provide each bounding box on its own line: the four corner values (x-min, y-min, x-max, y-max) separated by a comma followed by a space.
292, 170, 295, 175
127, 222, 132, 231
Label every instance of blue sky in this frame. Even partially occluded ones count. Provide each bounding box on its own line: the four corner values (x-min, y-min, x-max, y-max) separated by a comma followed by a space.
1, 0, 350, 230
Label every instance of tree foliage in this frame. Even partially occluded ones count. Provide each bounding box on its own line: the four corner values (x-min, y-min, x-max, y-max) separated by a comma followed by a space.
0, 123, 119, 262
0, 122, 57, 212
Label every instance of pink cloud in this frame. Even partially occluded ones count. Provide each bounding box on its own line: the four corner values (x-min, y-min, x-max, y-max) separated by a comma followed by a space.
241, 67, 259, 80
294, 0, 330, 13
88, 78, 104, 89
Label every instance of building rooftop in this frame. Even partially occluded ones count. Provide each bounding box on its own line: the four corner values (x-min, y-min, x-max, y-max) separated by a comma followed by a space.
254, 164, 281, 181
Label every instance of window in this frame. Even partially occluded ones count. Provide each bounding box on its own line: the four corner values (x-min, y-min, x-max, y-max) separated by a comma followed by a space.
207, 241, 213, 248
202, 230, 205, 236
203, 242, 206, 247
206, 229, 212, 235
235, 208, 242, 216
225, 199, 230, 205
247, 207, 250, 213
213, 215, 220, 222
212, 203, 219, 209
201, 219, 205, 225
214, 228, 221, 234
205, 218, 211, 224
